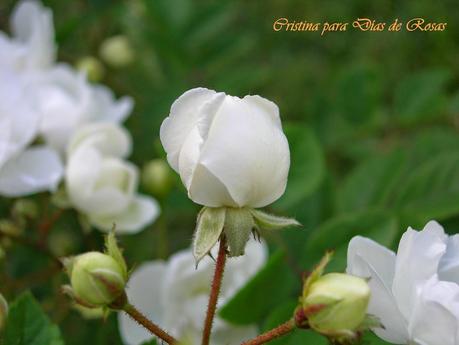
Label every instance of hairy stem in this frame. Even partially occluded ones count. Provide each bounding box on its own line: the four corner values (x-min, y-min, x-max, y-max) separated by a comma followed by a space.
201, 236, 227, 345
124, 304, 178, 344
241, 319, 296, 345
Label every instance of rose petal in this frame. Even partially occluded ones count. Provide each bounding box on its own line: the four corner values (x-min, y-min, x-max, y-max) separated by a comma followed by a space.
0, 146, 63, 196
118, 262, 166, 345
392, 221, 448, 319
88, 195, 160, 234
347, 236, 409, 344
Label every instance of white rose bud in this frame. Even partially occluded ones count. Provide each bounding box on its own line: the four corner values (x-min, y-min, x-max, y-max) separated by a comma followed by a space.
160, 87, 290, 208
161, 88, 298, 262
0, 292, 7, 331
66, 123, 160, 234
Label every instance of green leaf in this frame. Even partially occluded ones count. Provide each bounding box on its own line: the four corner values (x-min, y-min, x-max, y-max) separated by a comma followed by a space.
394, 69, 450, 124
335, 65, 381, 124
219, 251, 296, 325
274, 124, 325, 210
193, 207, 225, 264
301, 211, 399, 272
3, 291, 64, 345
337, 150, 407, 213
395, 151, 459, 224
362, 331, 393, 344
250, 209, 301, 230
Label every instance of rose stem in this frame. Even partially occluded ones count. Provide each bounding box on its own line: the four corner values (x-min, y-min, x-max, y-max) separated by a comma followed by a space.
124, 303, 178, 344
241, 319, 296, 345
201, 236, 228, 345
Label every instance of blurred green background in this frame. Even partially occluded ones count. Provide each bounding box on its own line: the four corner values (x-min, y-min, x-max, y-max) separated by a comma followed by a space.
1, 0, 459, 344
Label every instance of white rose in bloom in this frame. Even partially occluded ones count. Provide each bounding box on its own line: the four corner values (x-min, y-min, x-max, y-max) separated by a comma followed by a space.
65, 123, 159, 234
32, 64, 133, 153
0, 0, 55, 71
118, 239, 267, 345
347, 221, 459, 345
160, 87, 290, 208
0, 71, 62, 196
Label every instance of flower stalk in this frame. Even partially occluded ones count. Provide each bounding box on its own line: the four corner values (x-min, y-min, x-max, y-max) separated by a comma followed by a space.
241, 319, 296, 345
123, 303, 178, 344
201, 236, 228, 345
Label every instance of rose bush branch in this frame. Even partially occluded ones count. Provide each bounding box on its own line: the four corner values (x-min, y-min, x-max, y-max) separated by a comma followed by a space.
201, 236, 228, 345
241, 319, 296, 345
123, 303, 178, 344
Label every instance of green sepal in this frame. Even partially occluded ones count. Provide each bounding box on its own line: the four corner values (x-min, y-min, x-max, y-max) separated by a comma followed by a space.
224, 208, 254, 257
105, 230, 128, 280
250, 209, 301, 230
302, 250, 333, 300
193, 207, 226, 264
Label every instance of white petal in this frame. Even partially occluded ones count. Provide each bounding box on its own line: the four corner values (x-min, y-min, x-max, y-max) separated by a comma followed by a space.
118, 262, 166, 345
11, 0, 55, 69
88, 85, 133, 123
195, 95, 290, 207
439, 234, 459, 284
66, 147, 135, 215
409, 276, 459, 345
160, 87, 222, 172
347, 236, 409, 344
88, 195, 160, 234
392, 221, 448, 318
67, 123, 132, 158
0, 146, 63, 197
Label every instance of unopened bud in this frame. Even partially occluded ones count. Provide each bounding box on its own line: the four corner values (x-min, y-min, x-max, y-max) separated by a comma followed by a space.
12, 199, 38, 220
67, 252, 127, 307
141, 159, 174, 198
99, 35, 134, 67
302, 273, 370, 339
0, 293, 8, 331
77, 56, 105, 82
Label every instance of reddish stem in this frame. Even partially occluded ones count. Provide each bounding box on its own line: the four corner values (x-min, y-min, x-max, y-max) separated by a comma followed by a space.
241, 319, 296, 345
201, 236, 227, 345
124, 304, 178, 344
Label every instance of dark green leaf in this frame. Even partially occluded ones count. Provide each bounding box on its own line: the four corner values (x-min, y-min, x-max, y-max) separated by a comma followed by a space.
219, 251, 296, 325
3, 292, 64, 345
274, 125, 325, 210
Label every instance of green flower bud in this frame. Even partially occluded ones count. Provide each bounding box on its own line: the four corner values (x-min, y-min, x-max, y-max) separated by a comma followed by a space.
69, 252, 127, 307
141, 159, 174, 198
99, 35, 134, 67
76, 56, 105, 82
302, 273, 370, 339
0, 293, 8, 331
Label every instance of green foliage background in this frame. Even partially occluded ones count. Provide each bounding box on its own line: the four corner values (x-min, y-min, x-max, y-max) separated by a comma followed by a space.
1, 0, 459, 344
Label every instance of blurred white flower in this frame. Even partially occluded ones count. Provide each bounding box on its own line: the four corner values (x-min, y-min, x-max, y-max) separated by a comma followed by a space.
0, 70, 62, 197
31, 64, 133, 153
347, 221, 459, 345
0, 0, 55, 72
119, 239, 267, 345
160, 87, 290, 208
65, 123, 159, 234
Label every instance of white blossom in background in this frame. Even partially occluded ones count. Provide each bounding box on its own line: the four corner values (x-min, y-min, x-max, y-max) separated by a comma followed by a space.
160, 87, 290, 208
0, 1, 55, 71
347, 221, 459, 345
118, 239, 267, 345
0, 1, 63, 197
31, 63, 133, 153
65, 123, 159, 234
